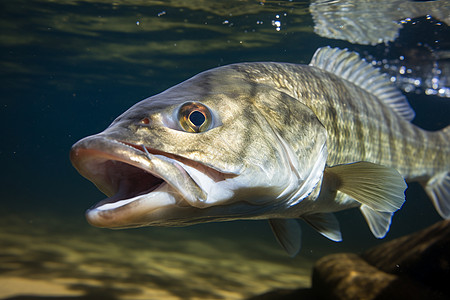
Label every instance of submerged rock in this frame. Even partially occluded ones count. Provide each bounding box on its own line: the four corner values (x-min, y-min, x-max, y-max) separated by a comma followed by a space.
313, 219, 450, 300
313, 253, 443, 300
249, 220, 450, 300
362, 219, 450, 297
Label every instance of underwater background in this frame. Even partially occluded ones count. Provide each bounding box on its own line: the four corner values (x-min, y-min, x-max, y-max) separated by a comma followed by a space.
0, 0, 449, 299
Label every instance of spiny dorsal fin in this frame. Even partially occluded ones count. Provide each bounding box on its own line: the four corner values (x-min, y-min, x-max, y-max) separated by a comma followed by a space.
325, 161, 407, 213
309, 47, 415, 121
269, 219, 302, 257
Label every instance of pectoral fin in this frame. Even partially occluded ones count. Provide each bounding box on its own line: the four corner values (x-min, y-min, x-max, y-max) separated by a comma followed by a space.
424, 171, 450, 219
302, 213, 342, 242
325, 161, 407, 212
269, 219, 302, 257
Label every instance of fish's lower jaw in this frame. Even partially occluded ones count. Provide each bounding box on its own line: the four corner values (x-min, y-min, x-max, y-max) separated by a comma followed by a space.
85, 191, 186, 229
86, 207, 152, 229
86, 208, 118, 228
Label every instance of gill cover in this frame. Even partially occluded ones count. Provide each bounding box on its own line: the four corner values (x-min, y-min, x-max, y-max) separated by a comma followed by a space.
253, 86, 328, 206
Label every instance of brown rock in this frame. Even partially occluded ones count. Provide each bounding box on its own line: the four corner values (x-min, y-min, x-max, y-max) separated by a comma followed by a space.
312, 253, 441, 300
311, 220, 450, 300
249, 221, 450, 300
362, 219, 450, 295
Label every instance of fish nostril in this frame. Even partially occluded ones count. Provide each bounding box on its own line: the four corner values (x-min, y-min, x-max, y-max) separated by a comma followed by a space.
140, 117, 150, 125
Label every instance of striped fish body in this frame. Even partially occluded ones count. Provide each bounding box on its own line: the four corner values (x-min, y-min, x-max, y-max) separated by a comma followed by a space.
70, 47, 449, 256
228, 47, 449, 222
234, 61, 448, 181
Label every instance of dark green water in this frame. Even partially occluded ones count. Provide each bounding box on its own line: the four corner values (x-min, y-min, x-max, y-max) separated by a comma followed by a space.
0, 0, 448, 299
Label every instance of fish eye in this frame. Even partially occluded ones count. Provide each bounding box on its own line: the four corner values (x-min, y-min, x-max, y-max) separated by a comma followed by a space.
188, 111, 206, 127
178, 102, 212, 133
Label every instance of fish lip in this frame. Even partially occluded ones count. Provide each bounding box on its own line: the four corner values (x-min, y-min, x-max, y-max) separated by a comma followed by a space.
70, 135, 197, 222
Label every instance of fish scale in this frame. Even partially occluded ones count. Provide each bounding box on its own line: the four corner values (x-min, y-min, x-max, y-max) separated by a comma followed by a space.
234, 62, 449, 180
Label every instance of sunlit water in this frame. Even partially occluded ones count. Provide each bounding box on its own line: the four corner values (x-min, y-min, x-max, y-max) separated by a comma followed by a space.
0, 0, 448, 299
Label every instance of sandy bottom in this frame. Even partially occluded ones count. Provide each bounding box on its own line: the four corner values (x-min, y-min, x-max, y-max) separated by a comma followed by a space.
0, 212, 314, 300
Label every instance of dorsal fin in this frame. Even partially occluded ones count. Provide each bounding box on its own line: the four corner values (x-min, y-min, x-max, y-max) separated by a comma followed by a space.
309, 47, 415, 121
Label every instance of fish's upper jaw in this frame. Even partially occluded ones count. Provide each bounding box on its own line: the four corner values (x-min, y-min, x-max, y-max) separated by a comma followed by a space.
70, 135, 239, 228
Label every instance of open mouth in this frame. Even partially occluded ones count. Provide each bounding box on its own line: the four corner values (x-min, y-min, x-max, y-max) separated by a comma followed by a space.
70, 137, 187, 213
70, 135, 237, 228
87, 159, 166, 210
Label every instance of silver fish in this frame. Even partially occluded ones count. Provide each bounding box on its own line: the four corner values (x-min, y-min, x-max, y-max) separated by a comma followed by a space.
310, 0, 450, 45
70, 47, 449, 256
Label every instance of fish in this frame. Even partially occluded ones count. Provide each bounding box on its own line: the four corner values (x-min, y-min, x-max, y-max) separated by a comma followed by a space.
70, 47, 450, 256
310, 0, 450, 45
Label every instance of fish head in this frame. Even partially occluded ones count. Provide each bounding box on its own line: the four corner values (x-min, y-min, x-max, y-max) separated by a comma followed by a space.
70, 64, 327, 228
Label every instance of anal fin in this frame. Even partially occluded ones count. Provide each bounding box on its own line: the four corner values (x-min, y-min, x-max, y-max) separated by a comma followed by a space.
269, 219, 302, 257
425, 171, 450, 219
302, 213, 342, 242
